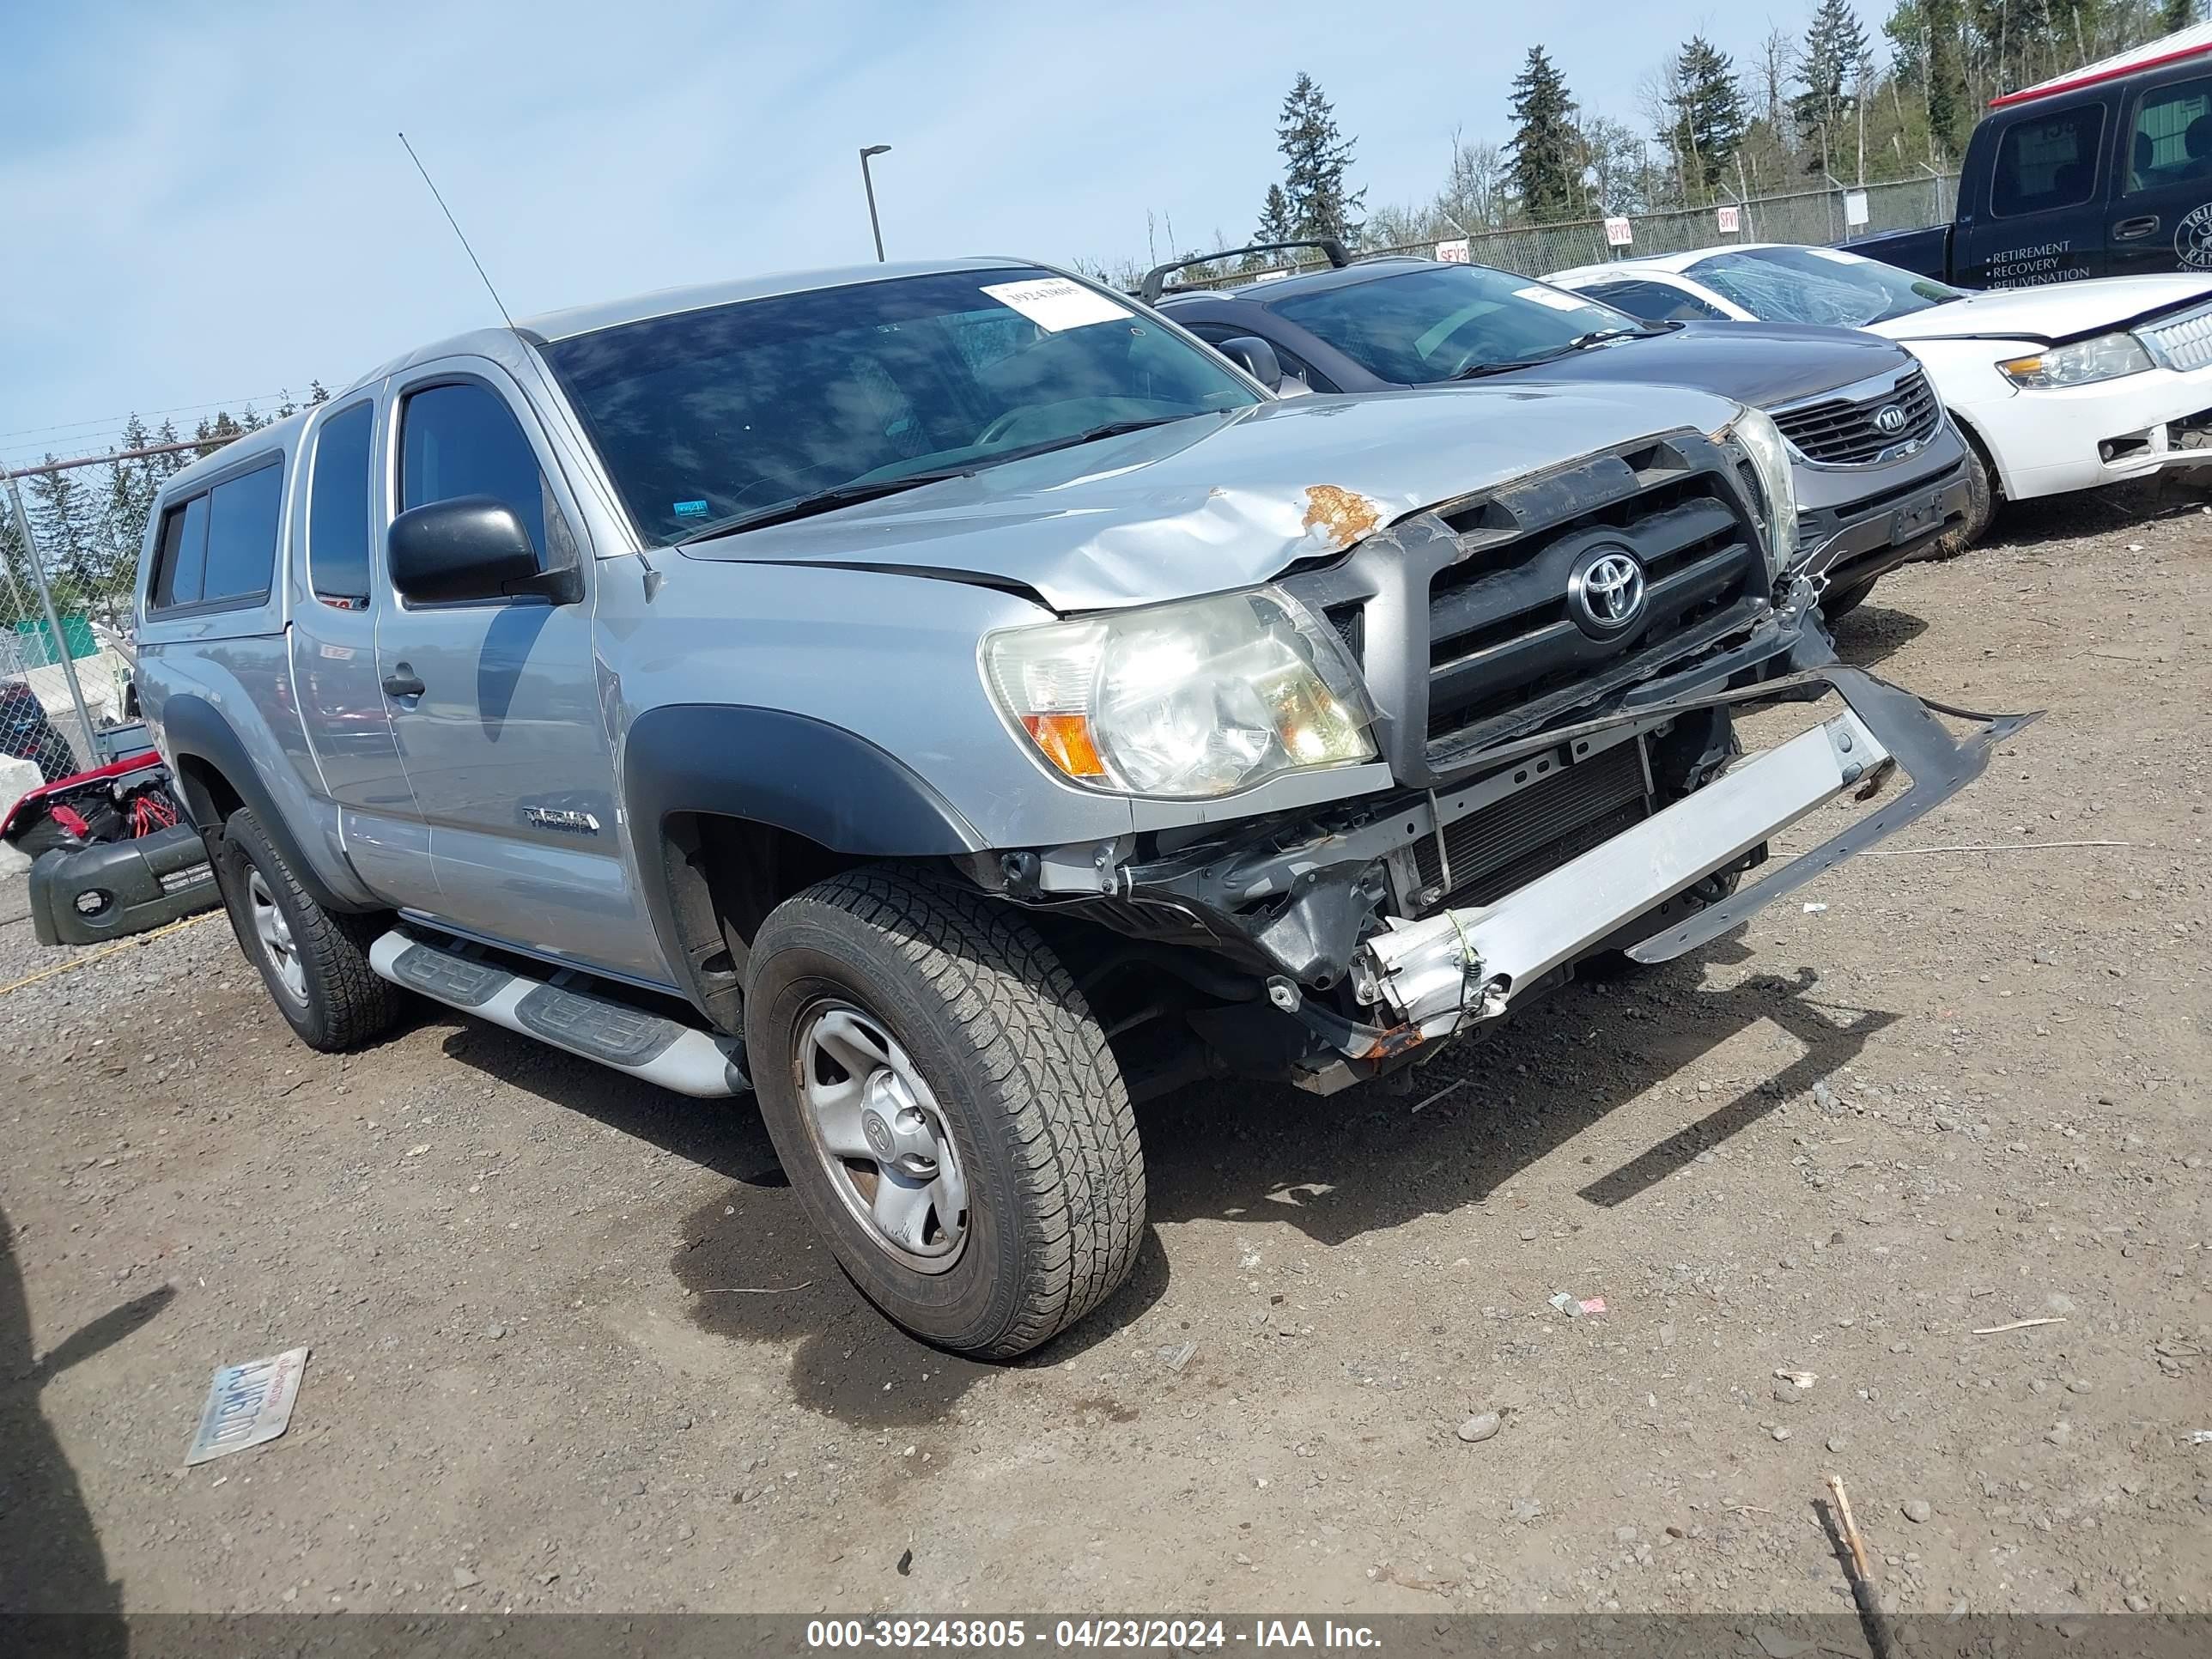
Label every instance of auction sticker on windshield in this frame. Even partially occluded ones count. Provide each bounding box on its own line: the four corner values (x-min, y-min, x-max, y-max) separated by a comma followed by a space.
981, 277, 1131, 331
1514, 285, 1593, 312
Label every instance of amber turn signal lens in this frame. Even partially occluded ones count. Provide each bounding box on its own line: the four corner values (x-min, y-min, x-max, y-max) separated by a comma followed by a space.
1019, 712, 1106, 778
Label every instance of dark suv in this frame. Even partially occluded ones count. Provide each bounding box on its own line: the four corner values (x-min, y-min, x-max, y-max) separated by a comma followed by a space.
1146, 241, 1972, 617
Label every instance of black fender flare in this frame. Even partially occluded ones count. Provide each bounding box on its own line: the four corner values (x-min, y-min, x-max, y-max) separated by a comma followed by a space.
160, 693, 378, 914
622, 705, 988, 1019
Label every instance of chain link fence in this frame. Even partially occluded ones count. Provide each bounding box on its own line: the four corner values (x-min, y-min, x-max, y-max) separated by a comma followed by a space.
2, 506, 137, 787
1170, 173, 1959, 289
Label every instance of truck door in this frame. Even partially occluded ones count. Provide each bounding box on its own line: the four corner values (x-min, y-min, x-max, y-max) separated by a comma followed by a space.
2108, 68, 2212, 276
376, 362, 669, 985
1955, 98, 2112, 287
288, 392, 440, 910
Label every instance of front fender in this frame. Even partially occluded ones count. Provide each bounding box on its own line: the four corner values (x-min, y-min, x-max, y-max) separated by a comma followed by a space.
620, 704, 990, 1024
622, 704, 988, 860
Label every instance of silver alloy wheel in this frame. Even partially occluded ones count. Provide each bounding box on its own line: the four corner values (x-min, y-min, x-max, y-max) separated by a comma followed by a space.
794, 1000, 969, 1273
246, 867, 307, 1006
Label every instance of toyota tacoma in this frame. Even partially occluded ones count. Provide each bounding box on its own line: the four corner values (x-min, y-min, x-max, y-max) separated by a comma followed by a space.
131, 258, 2032, 1357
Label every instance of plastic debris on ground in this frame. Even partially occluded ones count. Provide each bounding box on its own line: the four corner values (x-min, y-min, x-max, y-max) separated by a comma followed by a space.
1547, 1291, 1606, 1317
1802, 902, 1828, 914
186, 1346, 308, 1465
1774, 1369, 1819, 1389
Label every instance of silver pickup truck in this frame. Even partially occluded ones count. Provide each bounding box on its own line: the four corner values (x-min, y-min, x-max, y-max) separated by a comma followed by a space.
134, 258, 2031, 1357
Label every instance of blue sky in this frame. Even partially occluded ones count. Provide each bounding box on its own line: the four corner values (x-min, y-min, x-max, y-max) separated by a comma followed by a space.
0, 1, 1879, 465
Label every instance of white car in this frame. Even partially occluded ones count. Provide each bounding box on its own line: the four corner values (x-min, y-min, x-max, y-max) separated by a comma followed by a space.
1548, 243, 2212, 546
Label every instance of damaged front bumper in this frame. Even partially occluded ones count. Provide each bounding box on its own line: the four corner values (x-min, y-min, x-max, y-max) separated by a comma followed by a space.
1341, 667, 2036, 1057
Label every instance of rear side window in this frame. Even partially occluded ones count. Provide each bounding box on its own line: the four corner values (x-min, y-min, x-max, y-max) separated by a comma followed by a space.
2126, 76, 2212, 193
152, 495, 210, 609
1990, 106, 2105, 216
307, 402, 375, 607
398, 381, 548, 556
149, 459, 282, 611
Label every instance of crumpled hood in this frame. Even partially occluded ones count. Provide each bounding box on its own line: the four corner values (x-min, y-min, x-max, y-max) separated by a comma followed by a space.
1475, 319, 1914, 406
1869, 274, 2212, 345
680, 381, 1742, 612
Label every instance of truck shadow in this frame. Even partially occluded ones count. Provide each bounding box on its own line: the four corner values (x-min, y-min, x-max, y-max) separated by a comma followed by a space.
1139, 955, 1897, 1249
430, 1022, 1168, 1431
1826, 603, 1928, 668
0, 1194, 171, 1643
429, 941, 1891, 1425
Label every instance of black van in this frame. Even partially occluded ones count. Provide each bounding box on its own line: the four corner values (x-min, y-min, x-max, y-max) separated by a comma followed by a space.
1856, 26, 2212, 287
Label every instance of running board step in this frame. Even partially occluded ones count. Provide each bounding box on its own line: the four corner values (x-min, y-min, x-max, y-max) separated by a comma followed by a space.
368, 931, 749, 1098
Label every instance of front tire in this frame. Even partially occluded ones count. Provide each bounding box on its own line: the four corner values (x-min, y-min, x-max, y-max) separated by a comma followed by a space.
1923, 440, 1995, 560
1820, 576, 1876, 621
744, 867, 1143, 1358
213, 806, 401, 1052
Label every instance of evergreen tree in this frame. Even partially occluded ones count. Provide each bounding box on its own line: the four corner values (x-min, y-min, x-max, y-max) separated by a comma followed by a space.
2165, 1, 2198, 30
1255, 182, 1294, 245
1795, 0, 1874, 174
1508, 46, 1581, 223
1925, 0, 1971, 159
25, 459, 100, 603
1665, 36, 1749, 197
149, 419, 188, 483
1273, 74, 1365, 243
103, 415, 161, 602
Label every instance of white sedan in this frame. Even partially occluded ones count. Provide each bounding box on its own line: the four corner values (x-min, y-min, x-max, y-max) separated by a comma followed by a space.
1548, 244, 2212, 546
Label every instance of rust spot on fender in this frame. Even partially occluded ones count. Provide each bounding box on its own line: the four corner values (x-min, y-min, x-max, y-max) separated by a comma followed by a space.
1302, 484, 1382, 550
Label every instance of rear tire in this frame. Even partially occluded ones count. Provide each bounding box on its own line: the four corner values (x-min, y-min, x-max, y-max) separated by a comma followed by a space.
213, 807, 401, 1052
744, 866, 1143, 1358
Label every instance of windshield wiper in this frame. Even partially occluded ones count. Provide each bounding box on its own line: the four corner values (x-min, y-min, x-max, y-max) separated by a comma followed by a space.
675, 467, 975, 543
1452, 328, 1647, 380
966, 415, 1196, 470
1565, 325, 1644, 349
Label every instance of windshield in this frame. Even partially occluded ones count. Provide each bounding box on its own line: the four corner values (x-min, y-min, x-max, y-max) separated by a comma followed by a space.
1267, 264, 1649, 383
541, 268, 1261, 544
1685, 247, 1966, 326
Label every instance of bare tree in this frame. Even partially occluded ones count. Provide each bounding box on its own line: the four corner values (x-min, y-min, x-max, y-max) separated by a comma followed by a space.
1439, 130, 1509, 230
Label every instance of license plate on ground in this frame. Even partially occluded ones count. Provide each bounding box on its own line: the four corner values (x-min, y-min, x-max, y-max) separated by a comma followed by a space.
186, 1346, 308, 1464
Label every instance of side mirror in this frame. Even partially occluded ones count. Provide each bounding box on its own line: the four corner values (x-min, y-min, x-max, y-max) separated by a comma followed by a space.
1216, 336, 1285, 391
388, 496, 579, 605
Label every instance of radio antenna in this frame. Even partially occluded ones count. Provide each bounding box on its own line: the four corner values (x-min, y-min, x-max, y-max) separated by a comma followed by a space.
398, 131, 517, 331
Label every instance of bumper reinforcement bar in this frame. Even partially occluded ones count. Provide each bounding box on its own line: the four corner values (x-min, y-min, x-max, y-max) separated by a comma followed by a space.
1345, 667, 2039, 1053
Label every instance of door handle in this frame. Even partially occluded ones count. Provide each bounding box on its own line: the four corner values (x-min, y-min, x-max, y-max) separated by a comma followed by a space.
381, 664, 425, 699
2113, 214, 2160, 240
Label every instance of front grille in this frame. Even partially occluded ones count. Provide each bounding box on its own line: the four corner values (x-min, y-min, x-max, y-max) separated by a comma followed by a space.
1276, 432, 1773, 790
1772, 368, 1941, 465
1424, 476, 1754, 754
2139, 301, 2212, 374
1411, 738, 1650, 910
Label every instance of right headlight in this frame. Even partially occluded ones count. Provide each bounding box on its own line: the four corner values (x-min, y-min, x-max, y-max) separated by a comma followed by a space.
1713, 405, 1799, 577
1997, 331, 2153, 389
981, 586, 1377, 799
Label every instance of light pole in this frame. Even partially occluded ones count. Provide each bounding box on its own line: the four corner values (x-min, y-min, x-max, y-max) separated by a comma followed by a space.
860, 145, 891, 262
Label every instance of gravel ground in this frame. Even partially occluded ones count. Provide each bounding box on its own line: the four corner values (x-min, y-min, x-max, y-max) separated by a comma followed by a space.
1, 488, 2206, 1620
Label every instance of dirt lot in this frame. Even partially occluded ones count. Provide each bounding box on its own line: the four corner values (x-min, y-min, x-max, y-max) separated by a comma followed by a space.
2, 488, 2206, 1621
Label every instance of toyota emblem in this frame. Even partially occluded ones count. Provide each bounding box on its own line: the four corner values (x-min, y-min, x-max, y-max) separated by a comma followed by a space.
1874, 403, 1909, 436
1569, 548, 1647, 635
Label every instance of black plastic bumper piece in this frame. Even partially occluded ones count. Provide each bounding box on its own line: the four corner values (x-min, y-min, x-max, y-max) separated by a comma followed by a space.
28, 823, 221, 947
